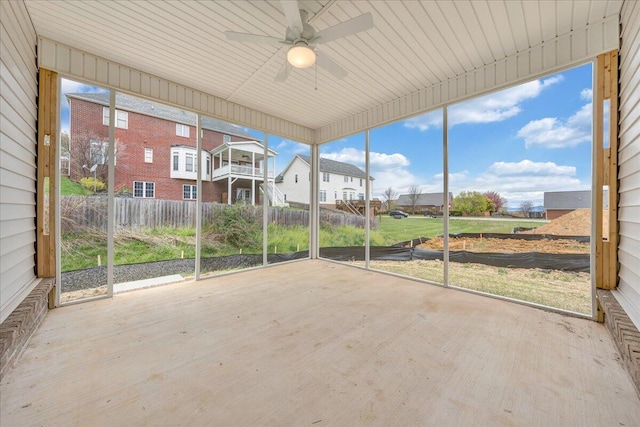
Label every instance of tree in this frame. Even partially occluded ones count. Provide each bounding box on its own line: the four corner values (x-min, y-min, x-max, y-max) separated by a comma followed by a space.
520, 200, 534, 218
452, 191, 492, 216
483, 191, 506, 213
407, 185, 422, 214
382, 187, 397, 212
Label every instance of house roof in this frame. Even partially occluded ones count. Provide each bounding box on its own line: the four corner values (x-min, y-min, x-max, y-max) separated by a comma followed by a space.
299, 155, 371, 179
544, 191, 591, 210
66, 92, 258, 141
275, 154, 372, 183
397, 192, 452, 207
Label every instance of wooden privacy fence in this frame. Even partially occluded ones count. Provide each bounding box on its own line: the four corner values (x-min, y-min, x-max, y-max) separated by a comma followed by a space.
61, 196, 370, 231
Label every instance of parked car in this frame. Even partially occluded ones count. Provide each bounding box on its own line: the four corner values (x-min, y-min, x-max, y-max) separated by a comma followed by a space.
389, 210, 409, 218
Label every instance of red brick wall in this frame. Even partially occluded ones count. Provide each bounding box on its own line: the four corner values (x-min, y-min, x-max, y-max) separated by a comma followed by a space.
69, 97, 259, 203
545, 209, 573, 220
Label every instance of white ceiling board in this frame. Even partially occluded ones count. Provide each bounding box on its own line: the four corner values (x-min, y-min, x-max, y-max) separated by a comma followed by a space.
25, 0, 623, 141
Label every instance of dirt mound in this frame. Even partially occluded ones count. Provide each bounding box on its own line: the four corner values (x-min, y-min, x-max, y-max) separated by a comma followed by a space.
416, 236, 589, 254
523, 208, 592, 236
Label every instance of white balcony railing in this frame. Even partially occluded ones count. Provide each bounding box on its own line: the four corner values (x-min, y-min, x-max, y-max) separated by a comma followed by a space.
213, 164, 275, 179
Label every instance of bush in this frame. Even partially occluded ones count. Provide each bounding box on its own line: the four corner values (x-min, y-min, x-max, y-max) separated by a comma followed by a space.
79, 177, 106, 192
211, 204, 261, 249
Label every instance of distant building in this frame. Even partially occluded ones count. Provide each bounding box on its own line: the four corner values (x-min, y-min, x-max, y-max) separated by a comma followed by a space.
396, 192, 453, 213
544, 190, 591, 219
67, 92, 280, 204
275, 155, 373, 207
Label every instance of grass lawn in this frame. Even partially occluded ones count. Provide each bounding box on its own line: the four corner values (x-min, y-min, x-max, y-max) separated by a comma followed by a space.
61, 177, 92, 195
375, 216, 546, 245
363, 260, 591, 314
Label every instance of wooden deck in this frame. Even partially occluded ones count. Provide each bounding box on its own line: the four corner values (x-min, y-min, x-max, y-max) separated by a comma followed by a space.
2, 259, 639, 426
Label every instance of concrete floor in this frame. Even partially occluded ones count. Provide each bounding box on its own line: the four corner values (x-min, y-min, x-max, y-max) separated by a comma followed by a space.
2, 259, 639, 426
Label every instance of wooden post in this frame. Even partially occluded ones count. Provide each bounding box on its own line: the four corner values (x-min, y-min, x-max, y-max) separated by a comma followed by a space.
595, 51, 619, 290
36, 69, 57, 282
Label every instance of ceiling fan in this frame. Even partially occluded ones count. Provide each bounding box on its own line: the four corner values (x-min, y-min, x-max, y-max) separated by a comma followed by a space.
225, 0, 374, 82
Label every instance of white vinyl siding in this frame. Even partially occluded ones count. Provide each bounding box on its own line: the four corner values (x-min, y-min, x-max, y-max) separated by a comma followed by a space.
0, 0, 38, 323
615, 0, 640, 330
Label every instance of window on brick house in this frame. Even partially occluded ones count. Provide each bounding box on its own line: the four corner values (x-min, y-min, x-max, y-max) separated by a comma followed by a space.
90, 139, 108, 165
183, 184, 197, 200
176, 123, 190, 138
144, 148, 153, 163
133, 181, 155, 198
223, 134, 231, 143
172, 152, 179, 171
102, 107, 128, 129
185, 152, 197, 173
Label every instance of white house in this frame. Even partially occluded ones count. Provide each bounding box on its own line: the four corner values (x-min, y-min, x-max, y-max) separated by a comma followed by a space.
275, 155, 373, 206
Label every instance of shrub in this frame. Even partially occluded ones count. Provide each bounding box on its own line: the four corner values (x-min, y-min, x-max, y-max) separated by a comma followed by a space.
211, 204, 261, 249
79, 177, 106, 192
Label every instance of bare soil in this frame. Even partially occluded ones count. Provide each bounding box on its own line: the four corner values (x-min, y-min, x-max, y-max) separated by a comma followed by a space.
415, 208, 595, 254
416, 236, 589, 254
522, 208, 597, 236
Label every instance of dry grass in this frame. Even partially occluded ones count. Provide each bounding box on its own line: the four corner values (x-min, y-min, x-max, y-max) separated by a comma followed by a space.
417, 236, 589, 253
361, 260, 591, 314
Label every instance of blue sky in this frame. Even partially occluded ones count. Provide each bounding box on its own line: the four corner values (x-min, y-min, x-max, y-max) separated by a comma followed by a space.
271, 62, 594, 208
62, 62, 594, 209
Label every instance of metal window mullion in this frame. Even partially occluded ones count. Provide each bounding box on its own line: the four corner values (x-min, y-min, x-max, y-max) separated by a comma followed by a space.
590, 60, 598, 320
263, 134, 269, 266
443, 107, 449, 288
365, 131, 371, 269
195, 114, 202, 280
107, 90, 115, 297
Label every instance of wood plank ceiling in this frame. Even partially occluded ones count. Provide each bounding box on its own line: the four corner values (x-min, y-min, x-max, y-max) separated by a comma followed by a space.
25, 0, 622, 132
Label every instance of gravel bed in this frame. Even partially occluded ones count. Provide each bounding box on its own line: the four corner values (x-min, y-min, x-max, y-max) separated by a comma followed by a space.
61, 252, 308, 291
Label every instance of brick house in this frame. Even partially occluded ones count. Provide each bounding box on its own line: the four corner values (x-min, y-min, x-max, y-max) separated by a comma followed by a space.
67, 92, 279, 204
544, 190, 591, 219
396, 192, 453, 214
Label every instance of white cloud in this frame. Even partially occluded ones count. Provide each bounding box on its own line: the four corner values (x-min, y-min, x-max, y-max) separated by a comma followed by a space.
581, 88, 592, 101
61, 79, 107, 94
517, 102, 591, 148
445, 159, 587, 207
321, 148, 422, 198
403, 75, 563, 131
274, 139, 309, 154
487, 160, 576, 176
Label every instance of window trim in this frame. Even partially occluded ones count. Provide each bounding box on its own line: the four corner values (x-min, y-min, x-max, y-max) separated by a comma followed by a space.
133, 181, 155, 198
183, 184, 197, 200
176, 123, 190, 138
144, 147, 153, 163
102, 106, 128, 129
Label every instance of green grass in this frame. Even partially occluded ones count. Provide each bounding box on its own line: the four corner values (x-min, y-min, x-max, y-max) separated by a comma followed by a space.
61, 217, 544, 272
375, 216, 545, 245
61, 177, 92, 196
364, 260, 591, 314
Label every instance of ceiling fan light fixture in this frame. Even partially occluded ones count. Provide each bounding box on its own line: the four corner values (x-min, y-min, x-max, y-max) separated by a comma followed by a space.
287, 43, 316, 68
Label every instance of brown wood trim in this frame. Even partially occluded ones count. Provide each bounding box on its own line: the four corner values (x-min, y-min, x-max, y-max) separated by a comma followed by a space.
595, 51, 619, 291
36, 69, 57, 279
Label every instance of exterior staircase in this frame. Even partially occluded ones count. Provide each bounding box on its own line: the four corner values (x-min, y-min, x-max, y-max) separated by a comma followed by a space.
260, 182, 287, 207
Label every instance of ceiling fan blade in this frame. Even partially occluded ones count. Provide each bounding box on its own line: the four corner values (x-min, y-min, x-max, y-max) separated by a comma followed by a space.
280, 0, 303, 37
316, 52, 348, 80
274, 60, 290, 82
225, 31, 284, 45
315, 12, 374, 44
